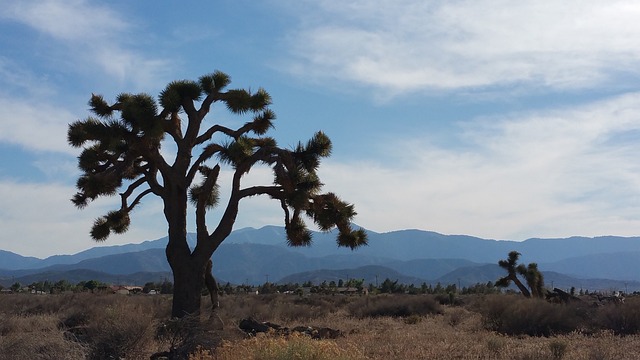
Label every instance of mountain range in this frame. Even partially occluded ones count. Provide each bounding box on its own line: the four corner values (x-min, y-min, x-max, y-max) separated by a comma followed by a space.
2, 226, 640, 292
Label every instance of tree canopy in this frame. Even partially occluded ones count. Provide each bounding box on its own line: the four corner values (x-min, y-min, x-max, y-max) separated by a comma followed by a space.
68, 71, 367, 317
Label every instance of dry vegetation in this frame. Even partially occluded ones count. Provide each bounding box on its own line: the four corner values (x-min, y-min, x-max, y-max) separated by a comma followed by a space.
2, 292, 640, 359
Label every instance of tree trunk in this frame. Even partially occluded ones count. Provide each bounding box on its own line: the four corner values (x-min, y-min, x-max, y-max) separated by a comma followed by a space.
163, 182, 205, 318
509, 274, 531, 298
170, 257, 205, 318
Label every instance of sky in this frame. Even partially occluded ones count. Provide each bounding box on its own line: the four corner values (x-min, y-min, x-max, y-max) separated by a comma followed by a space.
3, 1, 640, 257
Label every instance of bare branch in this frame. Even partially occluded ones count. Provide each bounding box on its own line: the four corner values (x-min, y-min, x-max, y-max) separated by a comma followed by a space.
194, 122, 254, 146
119, 177, 147, 209
144, 167, 164, 196
127, 188, 154, 212
238, 186, 283, 199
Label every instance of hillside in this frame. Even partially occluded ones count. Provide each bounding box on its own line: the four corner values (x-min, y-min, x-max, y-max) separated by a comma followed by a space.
2, 226, 640, 290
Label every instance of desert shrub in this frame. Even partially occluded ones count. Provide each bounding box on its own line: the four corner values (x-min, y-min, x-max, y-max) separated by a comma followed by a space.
218, 294, 338, 323
434, 292, 463, 306
200, 332, 365, 360
154, 313, 225, 359
595, 298, 640, 335
486, 336, 506, 356
478, 295, 583, 336
549, 339, 567, 359
348, 295, 442, 318
0, 314, 86, 360
404, 314, 422, 324
447, 308, 469, 327
293, 294, 352, 312
41, 295, 165, 359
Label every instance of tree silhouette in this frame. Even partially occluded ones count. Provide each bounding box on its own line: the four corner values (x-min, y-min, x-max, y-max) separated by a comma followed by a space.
517, 262, 545, 298
68, 71, 367, 318
496, 251, 531, 297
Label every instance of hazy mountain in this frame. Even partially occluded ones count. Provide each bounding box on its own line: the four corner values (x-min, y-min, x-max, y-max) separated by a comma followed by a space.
3, 226, 640, 290
541, 251, 640, 281
433, 264, 640, 292
0, 250, 42, 270
278, 265, 427, 286
382, 258, 480, 279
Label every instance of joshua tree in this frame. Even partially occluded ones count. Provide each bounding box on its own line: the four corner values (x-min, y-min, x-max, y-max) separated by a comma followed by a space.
496, 251, 532, 297
68, 71, 367, 318
518, 262, 545, 298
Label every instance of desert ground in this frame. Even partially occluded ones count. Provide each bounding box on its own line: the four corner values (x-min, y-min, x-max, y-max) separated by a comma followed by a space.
2, 291, 640, 359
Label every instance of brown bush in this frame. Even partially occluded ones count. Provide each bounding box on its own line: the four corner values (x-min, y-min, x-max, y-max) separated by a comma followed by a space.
0, 313, 86, 360
594, 297, 640, 335
348, 295, 442, 318
478, 295, 584, 336
217, 294, 342, 324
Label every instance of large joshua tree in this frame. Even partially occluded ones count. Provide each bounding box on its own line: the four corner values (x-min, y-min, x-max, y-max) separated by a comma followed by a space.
68, 71, 367, 318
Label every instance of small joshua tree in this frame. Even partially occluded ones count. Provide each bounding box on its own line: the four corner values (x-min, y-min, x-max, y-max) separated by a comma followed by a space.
496, 251, 545, 298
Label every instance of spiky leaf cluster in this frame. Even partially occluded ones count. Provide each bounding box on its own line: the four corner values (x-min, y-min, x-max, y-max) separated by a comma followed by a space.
189, 166, 220, 209
68, 92, 163, 236
219, 136, 258, 168
223, 88, 272, 115
272, 133, 367, 249
199, 71, 231, 94
159, 80, 203, 111
247, 109, 275, 135
90, 210, 130, 241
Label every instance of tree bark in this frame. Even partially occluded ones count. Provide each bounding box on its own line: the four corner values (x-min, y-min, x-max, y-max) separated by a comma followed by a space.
163, 181, 208, 318
170, 258, 205, 318
509, 274, 531, 298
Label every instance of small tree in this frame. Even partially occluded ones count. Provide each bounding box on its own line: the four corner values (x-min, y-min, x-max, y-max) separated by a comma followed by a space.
496, 251, 531, 297
68, 71, 367, 318
83, 279, 100, 292
496, 251, 545, 298
518, 262, 545, 298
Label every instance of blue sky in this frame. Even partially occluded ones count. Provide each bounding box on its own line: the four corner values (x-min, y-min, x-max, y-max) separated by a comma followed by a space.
3, 1, 640, 257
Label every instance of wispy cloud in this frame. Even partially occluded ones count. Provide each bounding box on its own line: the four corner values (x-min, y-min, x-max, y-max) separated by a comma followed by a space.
0, 0, 170, 90
0, 180, 166, 257
284, 1, 640, 95
316, 92, 640, 239
0, 0, 171, 154
0, 97, 77, 154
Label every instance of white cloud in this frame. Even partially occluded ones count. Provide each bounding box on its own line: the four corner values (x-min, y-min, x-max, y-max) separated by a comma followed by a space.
0, 181, 166, 258
0, 0, 170, 90
285, 0, 640, 94
316, 92, 640, 240
6, 93, 640, 256
0, 97, 77, 154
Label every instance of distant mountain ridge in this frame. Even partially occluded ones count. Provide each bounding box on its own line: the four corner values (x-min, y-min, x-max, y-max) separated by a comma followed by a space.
2, 226, 640, 291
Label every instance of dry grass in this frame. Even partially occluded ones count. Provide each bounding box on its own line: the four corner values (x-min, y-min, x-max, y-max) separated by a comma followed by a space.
193, 332, 365, 360
2, 292, 640, 359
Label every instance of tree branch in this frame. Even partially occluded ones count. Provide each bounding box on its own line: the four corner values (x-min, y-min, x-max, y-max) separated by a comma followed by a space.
127, 188, 154, 212
194, 122, 255, 146
119, 177, 147, 209
195, 166, 220, 248
238, 186, 283, 199
144, 167, 164, 196
186, 143, 224, 184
